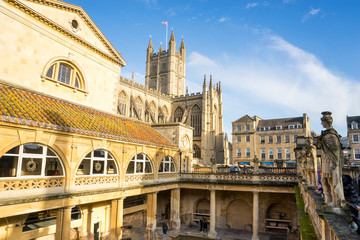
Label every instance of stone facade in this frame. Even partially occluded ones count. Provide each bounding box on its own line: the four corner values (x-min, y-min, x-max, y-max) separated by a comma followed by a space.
346, 116, 360, 165
232, 114, 311, 167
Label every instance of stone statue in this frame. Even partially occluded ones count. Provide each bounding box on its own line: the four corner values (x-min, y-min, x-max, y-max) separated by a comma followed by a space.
253, 155, 259, 174
317, 111, 345, 207
210, 155, 216, 172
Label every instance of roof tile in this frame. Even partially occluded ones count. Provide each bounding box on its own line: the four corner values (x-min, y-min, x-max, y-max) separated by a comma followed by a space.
0, 83, 176, 148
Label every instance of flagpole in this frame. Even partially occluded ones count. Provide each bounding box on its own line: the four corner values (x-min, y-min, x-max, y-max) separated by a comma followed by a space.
165, 22, 168, 51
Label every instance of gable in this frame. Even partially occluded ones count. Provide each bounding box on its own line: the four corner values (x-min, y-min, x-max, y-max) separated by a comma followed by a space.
11, 0, 125, 66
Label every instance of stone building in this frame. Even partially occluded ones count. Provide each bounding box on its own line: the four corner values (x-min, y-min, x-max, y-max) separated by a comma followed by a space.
116, 34, 225, 164
0, 1, 299, 240
232, 114, 311, 167
346, 115, 360, 165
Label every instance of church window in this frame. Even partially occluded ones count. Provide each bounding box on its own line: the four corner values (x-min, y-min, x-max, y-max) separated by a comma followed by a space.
174, 107, 184, 122
118, 92, 127, 115
44, 60, 85, 89
159, 156, 176, 173
193, 145, 201, 159
191, 105, 202, 136
76, 150, 117, 176
134, 97, 143, 119
126, 153, 153, 174
0, 144, 64, 178
150, 102, 156, 122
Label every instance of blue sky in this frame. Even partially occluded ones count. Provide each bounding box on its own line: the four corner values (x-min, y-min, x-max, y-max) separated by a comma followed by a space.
67, 0, 359, 138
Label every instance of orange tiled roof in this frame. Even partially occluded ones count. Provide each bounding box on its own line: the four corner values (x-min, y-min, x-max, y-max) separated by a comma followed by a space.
0, 83, 176, 148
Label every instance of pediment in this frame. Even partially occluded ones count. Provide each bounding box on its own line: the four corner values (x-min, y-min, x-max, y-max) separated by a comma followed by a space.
11, 0, 125, 66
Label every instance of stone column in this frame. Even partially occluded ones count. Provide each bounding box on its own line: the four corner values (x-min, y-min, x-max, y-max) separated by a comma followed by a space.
170, 188, 181, 231
146, 192, 157, 240
6, 223, 23, 240
252, 191, 260, 240
55, 206, 72, 240
208, 189, 217, 238
111, 198, 124, 240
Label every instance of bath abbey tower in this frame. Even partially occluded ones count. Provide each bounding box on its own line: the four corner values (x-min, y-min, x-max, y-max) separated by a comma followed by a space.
116, 31, 227, 165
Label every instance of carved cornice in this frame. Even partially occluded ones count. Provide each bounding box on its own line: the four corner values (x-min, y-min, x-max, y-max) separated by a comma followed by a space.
4, 0, 126, 66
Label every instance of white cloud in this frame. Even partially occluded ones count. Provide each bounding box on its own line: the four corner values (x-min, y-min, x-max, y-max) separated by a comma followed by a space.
188, 52, 218, 67
218, 17, 227, 23
302, 8, 321, 22
246, 2, 258, 9
186, 33, 358, 135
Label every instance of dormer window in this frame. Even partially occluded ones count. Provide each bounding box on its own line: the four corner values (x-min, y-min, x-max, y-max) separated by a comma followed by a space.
297, 124, 303, 129
352, 122, 359, 130
276, 125, 282, 130
288, 125, 295, 129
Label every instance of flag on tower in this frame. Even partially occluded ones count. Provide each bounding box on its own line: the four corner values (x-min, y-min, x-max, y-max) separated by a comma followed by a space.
162, 21, 168, 25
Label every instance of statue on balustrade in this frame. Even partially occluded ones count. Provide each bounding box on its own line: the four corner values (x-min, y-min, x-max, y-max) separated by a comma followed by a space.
317, 111, 345, 207
305, 137, 316, 186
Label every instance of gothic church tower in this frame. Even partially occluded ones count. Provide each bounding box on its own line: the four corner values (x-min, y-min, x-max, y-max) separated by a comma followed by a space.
145, 30, 186, 96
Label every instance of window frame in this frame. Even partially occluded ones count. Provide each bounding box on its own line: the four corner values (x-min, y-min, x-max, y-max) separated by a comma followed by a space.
354, 149, 360, 160
261, 149, 266, 160
43, 60, 86, 91
269, 149, 274, 160
0, 144, 65, 179
76, 150, 118, 176
277, 148, 282, 159
246, 136, 250, 142
277, 136, 281, 143
353, 134, 359, 143
237, 149, 241, 157
260, 136, 265, 144
126, 153, 153, 175
159, 156, 176, 173
246, 148, 250, 158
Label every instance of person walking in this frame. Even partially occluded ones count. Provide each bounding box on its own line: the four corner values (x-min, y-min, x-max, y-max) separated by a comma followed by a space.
200, 218, 204, 233
203, 218, 208, 232
162, 219, 168, 235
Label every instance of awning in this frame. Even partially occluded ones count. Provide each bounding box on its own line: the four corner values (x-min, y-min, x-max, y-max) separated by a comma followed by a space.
260, 162, 274, 165
238, 162, 250, 165
285, 161, 296, 164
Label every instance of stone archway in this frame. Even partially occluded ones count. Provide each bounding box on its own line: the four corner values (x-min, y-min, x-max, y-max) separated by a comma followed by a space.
226, 199, 252, 230
195, 198, 210, 214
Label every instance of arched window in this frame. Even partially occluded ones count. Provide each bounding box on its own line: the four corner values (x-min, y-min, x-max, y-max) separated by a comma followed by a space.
191, 105, 202, 136
159, 156, 176, 173
174, 107, 184, 122
163, 106, 168, 122
135, 97, 142, 119
0, 144, 64, 178
44, 60, 85, 89
193, 144, 201, 159
150, 102, 156, 122
118, 92, 127, 116
76, 150, 118, 175
126, 153, 153, 174
158, 108, 164, 123
214, 105, 218, 134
